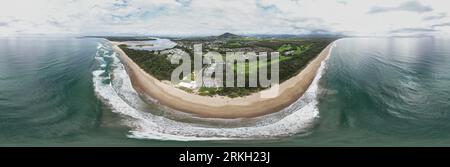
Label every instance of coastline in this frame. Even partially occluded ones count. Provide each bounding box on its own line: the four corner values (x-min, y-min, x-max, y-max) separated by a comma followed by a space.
110, 41, 334, 118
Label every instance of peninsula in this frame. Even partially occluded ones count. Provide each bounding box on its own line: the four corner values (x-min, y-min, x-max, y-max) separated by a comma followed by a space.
108, 34, 335, 118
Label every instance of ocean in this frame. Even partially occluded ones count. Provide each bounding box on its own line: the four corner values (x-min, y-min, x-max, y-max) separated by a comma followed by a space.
1, 37, 450, 146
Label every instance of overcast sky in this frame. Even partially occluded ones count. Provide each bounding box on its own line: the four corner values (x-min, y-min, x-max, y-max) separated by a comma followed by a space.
1, 0, 450, 36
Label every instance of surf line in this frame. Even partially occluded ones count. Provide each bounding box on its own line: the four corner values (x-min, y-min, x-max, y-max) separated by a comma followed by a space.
179, 150, 214, 164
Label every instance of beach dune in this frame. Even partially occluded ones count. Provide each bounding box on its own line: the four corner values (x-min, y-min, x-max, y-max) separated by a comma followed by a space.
111, 42, 333, 118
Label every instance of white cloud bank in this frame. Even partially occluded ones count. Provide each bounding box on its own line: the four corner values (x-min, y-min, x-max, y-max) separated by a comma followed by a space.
1, 0, 450, 36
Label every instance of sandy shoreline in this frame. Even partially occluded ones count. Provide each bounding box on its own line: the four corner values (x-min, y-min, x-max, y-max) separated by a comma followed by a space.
111, 41, 334, 118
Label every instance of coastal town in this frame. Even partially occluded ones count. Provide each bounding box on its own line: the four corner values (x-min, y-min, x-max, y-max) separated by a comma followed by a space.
110, 33, 334, 98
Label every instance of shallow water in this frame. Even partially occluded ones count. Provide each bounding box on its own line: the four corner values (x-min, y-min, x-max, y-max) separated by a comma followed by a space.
1, 37, 450, 146
125, 38, 177, 51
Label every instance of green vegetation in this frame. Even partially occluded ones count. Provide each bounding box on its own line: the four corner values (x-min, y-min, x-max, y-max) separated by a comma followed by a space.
217, 87, 259, 98
117, 35, 334, 98
118, 44, 178, 80
198, 87, 218, 96
224, 41, 242, 48
277, 44, 293, 53
178, 86, 193, 93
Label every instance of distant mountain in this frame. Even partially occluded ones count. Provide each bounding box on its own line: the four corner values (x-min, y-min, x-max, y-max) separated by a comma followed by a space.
217, 32, 241, 39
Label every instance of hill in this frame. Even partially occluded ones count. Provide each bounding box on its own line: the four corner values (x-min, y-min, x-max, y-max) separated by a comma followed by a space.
217, 32, 241, 39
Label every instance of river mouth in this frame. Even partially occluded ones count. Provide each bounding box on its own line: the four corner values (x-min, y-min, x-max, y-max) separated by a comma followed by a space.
92, 39, 332, 141
120, 38, 177, 51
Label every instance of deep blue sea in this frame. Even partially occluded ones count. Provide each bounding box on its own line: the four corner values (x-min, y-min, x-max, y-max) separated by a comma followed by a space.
1, 37, 450, 146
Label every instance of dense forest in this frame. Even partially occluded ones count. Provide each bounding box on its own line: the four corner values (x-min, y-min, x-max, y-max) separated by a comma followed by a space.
119, 44, 178, 80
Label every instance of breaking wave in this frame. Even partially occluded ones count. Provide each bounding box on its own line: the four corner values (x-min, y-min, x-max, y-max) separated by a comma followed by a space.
92, 41, 335, 141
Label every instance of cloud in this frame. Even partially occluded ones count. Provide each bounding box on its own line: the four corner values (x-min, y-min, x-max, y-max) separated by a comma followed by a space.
423, 12, 447, 20
1, 0, 450, 36
431, 22, 450, 28
336, 0, 348, 5
368, 1, 433, 14
390, 27, 436, 33
175, 0, 192, 6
